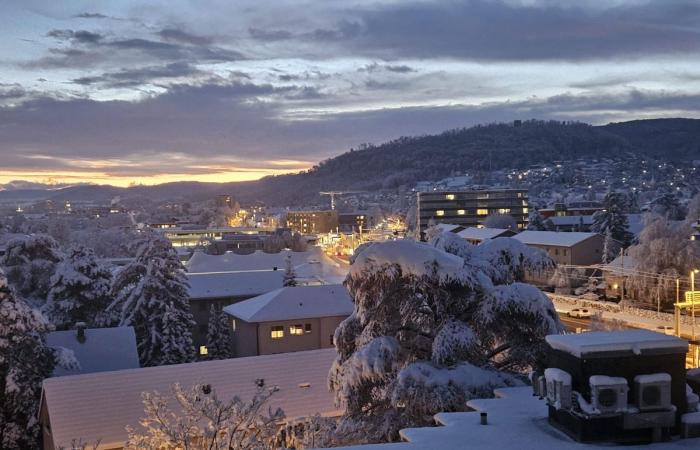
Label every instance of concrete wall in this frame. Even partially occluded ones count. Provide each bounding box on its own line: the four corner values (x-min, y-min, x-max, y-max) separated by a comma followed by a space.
232, 319, 258, 357
570, 235, 604, 265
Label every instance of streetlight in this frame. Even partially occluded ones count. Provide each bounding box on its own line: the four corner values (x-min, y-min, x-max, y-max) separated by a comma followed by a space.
692, 269, 699, 343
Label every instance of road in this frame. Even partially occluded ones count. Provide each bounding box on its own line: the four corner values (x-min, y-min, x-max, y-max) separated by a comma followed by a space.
558, 314, 593, 332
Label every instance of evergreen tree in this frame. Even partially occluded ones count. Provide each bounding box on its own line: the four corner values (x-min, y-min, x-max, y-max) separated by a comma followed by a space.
527, 210, 546, 231
0, 269, 54, 449
601, 228, 618, 264
330, 237, 562, 442
650, 192, 685, 220
283, 254, 297, 287
109, 234, 195, 366
206, 305, 234, 360
43, 245, 112, 330
0, 234, 63, 302
591, 191, 633, 247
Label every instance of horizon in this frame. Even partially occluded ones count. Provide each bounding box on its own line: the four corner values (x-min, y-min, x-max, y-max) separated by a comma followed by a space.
3, 1, 700, 186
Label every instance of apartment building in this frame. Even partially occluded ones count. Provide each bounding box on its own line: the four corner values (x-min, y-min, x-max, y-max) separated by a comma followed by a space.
417, 189, 529, 231
286, 210, 339, 234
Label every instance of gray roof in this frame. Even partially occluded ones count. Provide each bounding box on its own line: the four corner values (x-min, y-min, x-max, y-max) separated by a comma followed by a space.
187, 270, 284, 299
513, 231, 600, 247
46, 327, 139, 377
224, 284, 353, 322
41, 348, 339, 450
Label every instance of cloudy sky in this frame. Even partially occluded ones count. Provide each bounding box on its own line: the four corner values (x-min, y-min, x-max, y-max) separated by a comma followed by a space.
2, 0, 700, 186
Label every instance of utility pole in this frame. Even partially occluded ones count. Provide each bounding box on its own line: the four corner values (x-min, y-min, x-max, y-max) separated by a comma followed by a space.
620, 248, 625, 304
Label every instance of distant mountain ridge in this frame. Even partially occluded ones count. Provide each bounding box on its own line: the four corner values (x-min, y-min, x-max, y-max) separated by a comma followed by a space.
3, 118, 699, 207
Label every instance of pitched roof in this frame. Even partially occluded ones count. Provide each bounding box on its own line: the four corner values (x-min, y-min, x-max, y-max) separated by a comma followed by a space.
46, 327, 140, 377
41, 348, 339, 450
512, 231, 600, 247
224, 284, 353, 322
545, 330, 688, 358
187, 270, 284, 299
455, 227, 513, 241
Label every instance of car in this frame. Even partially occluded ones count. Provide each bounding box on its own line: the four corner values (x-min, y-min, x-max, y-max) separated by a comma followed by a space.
568, 308, 592, 318
656, 325, 675, 335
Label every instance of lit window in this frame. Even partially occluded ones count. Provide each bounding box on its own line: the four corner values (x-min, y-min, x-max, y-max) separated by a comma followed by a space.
522, 200, 527, 206
436, 210, 445, 216
457, 209, 466, 215
271, 326, 284, 339
477, 209, 488, 216
445, 194, 455, 200
290, 324, 304, 335
199, 346, 208, 356
523, 208, 529, 214
305, 324, 312, 333
517, 192, 523, 198
231, 319, 236, 332
498, 208, 511, 214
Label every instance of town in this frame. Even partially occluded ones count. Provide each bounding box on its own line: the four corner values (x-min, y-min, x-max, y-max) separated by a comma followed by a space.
2, 1, 700, 450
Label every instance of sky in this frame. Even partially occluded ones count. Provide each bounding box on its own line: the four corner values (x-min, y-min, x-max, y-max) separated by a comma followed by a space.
1, 0, 700, 187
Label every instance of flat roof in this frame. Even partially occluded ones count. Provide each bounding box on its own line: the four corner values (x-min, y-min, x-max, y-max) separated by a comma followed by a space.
545, 330, 688, 358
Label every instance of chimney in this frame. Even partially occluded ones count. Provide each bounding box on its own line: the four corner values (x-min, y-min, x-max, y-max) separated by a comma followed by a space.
75, 322, 87, 343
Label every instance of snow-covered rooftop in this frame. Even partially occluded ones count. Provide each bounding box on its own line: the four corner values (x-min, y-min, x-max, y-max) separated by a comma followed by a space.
186, 247, 328, 273
41, 348, 339, 450
187, 270, 284, 299
513, 231, 600, 247
333, 386, 700, 450
224, 284, 353, 323
46, 326, 140, 377
435, 223, 465, 233
456, 227, 512, 241
545, 330, 688, 358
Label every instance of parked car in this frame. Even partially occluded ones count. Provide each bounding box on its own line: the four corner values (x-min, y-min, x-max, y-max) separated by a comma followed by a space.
656, 325, 675, 335
568, 308, 592, 318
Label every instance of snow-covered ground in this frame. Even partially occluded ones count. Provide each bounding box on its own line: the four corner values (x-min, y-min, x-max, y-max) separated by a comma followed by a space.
331, 387, 700, 450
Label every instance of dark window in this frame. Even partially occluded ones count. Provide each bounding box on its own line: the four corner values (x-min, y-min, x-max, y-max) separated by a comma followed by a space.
330, 334, 335, 346
198, 302, 207, 312
305, 323, 312, 333
198, 324, 207, 335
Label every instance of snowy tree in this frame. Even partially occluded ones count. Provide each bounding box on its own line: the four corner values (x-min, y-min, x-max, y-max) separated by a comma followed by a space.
527, 210, 546, 231
329, 238, 562, 442
290, 233, 308, 252
650, 193, 685, 220
591, 191, 632, 247
108, 234, 195, 366
279, 415, 340, 449
626, 214, 700, 306
0, 234, 63, 302
206, 305, 234, 360
43, 245, 112, 330
283, 254, 297, 287
0, 269, 55, 449
124, 383, 284, 450
687, 192, 700, 224
483, 213, 517, 230
601, 228, 619, 264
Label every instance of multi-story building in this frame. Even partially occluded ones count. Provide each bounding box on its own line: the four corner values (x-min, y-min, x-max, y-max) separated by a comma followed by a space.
417, 189, 529, 231
286, 210, 339, 234
338, 212, 368, 233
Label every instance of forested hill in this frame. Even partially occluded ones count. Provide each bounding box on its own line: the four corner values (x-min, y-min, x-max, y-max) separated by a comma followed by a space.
3, 118, 699, 206
227, 118, 700, 204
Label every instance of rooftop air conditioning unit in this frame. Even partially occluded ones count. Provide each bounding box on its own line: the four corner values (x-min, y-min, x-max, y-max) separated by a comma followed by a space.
545, 368, 572, 410
634, 373, 672, 412
590, 375, 628, 414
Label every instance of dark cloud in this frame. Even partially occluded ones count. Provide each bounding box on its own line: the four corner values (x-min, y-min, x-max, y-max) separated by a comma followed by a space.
46, 29, 103, 43
249, 1, 700, 61
0, 83, 26, 100
74, 12, 109, 19
157, 28, 214, 46
71, 62, 202, 87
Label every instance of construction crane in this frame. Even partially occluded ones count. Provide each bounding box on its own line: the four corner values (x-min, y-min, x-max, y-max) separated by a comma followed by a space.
319, 191, 365, 210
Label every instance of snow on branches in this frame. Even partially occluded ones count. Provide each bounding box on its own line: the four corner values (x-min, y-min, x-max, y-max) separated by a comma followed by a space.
330, 236, 562, 442
0, 268, 55, 449
43, 245, 112, 330
125, 383, 284, 450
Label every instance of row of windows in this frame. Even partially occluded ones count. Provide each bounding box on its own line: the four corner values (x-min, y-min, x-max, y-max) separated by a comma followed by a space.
441, 192, 526, 201
271, 323, 312, 339
434, 208, 528, 216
